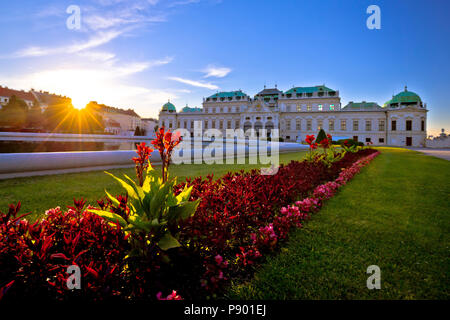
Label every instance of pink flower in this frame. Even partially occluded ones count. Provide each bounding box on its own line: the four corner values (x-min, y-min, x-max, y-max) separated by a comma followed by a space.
157, 290, 182, 300
214, 254, 223, 265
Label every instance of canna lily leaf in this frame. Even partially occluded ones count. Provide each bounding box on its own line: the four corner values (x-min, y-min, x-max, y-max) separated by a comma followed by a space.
87, 209, 127, 227
105, 172, 139, 200
157, 232, 181, 251
128, 217, 153, 233
166, 199, 199, 222
124, 174, 145, 201
176, 184, 194, 204
105, 190, 120, 207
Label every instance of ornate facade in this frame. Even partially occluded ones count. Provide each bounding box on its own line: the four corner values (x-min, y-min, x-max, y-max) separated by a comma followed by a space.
159, 85, 428, 147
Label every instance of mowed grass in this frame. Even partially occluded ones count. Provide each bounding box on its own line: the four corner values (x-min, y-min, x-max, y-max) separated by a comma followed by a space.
229, 148, 450, 299
0, 151, 306, 221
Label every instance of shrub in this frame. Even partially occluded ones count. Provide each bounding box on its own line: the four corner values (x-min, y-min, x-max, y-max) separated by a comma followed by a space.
0, 135, 379, 301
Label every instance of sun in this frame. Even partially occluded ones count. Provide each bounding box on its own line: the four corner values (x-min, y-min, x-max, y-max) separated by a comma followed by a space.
71, 96, 90, 110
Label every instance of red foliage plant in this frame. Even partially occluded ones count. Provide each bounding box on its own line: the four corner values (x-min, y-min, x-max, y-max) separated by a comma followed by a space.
0, 136, 378, 301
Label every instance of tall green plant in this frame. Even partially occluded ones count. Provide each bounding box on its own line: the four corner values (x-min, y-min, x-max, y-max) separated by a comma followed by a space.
89, 130, 199, 257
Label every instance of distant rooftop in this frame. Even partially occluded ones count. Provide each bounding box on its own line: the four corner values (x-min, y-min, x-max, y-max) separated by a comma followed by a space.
0, 86, 35, 102
284, 85, 336, 95
207, 90, 248, 99
88, 101, 141, 117
343, 101, 382, 110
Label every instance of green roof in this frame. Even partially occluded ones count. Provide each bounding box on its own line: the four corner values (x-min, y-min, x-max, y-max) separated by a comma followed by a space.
284, 85, 335, 95
207, 91, 247, 99
181, 106, 202, 113
162, 101, 176, 111
383, 87, 422, 108
343, 102, 382, 110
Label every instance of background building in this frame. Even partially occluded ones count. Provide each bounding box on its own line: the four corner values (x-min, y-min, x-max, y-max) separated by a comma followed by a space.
159, 85, 428, 147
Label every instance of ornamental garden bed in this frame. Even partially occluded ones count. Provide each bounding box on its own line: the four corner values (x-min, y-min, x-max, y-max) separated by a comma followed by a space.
0, 129, 379, 301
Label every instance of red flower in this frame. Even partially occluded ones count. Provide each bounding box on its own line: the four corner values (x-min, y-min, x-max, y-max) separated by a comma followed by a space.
151, 127, 183, 182
305, 135, 315, 145
132, 142, 154, 186
319, 138, 330, 149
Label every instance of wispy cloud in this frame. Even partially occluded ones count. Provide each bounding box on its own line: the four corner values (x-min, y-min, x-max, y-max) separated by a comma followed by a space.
77, 51, 117, 62
203, 65, 231, 78
168, 0, 201, 8
12, 30, 123, 58
168, 76, 219, 90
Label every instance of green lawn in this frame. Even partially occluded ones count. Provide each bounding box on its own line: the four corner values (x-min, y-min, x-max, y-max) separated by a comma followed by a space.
229, 148, 450, 299
0, 151, 306, 221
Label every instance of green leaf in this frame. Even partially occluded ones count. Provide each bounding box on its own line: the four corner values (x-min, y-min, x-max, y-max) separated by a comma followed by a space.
157, 232, 181, 251
88, 209, 127, 227
175, 184, 194, 204
128, 216, 153, 232
124, 174, 145, 200
166, 199, 199, 223
105, 189, 120, 207
149, 181, 172, 219
105, 171, 139, 200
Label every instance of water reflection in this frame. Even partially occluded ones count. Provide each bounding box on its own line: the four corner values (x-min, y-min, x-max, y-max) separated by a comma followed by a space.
0, 141, 140, 153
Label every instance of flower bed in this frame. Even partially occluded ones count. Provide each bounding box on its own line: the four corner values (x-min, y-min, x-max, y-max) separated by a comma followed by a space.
0, 130, 379, 302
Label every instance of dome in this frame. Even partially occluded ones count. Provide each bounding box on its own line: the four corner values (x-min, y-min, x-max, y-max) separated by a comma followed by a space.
181, 105, 202, 113
161, 101, 176, 112
383, 86, 422, 108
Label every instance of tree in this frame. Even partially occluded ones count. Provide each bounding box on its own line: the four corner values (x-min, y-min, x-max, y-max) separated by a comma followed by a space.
316, 128, 327, 144
0, 95, 29, 129
134, 126, 143, 136
26, 100, 43, 129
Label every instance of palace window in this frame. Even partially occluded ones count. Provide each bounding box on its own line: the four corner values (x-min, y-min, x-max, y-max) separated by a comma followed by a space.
353, 120, 359, 131
340, 120, 347, 131
421, 120, 425, 131
227, 120, 231, 129
318, 104, 323, 111
330, 104, 335, 111
318, 120, 323, 130
406, 120, 412, 131
307, 105, 312, 111
204, 121, 208, 129
169, 122, 173, 129
219, 120, 223, 129
307, 119, 312, 131
296, 119, 301, 130
236, 120, 240, 128
184, 121, 187, 128
190, 121, 194, 129
287, 105, 291, 112
366, 137, 371, 143
391, 120, 397, 131
296, 105, 302, 111
379, 138, 385, 143
378, 120, 385, 131
329, 120, 335, 131
365, 120, 372, 131
286, 120, 291, 130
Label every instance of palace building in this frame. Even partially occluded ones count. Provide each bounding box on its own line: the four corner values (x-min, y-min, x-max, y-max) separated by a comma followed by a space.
158, 85, 428, 147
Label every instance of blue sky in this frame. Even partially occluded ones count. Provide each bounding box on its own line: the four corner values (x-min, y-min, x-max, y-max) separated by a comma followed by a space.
0, 0, 449, 136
